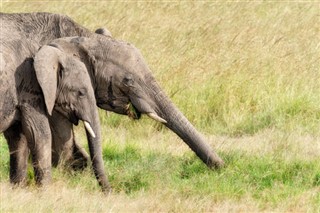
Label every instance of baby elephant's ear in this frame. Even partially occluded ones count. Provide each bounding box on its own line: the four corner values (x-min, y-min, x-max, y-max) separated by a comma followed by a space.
34, 45, 61, 116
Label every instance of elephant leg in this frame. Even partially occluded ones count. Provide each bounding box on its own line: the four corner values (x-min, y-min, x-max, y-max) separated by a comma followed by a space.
20, 104, 52, 185
4, 122, 29, 185
50, 110, 89, 170
72, 140, 90, 170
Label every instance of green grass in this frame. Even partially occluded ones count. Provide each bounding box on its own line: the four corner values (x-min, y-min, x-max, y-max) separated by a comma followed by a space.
1, 133, 319, 211
0, 137, 9, 177
1, 1, 320, 212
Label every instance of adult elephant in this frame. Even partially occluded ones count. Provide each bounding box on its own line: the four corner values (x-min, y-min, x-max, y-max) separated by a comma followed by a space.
0, 12, 110, 191
45, 35, 225, 170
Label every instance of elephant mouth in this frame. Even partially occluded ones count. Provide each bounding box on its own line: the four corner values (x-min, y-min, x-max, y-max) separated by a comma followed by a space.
125, 102, 167, 123
55, 106, 80, 125
68, 111, 96, 138
69, 111, 80, 125
126, 102, 141, 120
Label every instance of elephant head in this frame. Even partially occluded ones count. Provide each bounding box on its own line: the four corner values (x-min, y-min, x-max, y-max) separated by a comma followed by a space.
49, 35, 224, 169
34, 45, 96, 136
34, 45, 110, 191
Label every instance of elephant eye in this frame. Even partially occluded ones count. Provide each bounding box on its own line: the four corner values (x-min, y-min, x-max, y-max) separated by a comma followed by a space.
123, 74, 134, 86
78, 88, 87, 98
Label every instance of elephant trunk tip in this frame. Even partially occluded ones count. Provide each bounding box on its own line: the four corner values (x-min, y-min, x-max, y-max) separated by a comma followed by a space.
102, 185, 112, 195
207, 156, 225, 170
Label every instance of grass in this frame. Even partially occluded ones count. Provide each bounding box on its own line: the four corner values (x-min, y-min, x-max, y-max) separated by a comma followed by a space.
1, 1, 320, 212
1, 133, 319, 212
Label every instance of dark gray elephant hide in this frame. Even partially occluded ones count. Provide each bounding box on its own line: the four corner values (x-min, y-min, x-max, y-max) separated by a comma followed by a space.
48, 35, 225, 170
1, 12, 223, 192
0, 12, 110, 192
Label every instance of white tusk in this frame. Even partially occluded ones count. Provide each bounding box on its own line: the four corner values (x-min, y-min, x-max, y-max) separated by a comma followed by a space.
147, 113, 167, 124
84, 121, 96, 138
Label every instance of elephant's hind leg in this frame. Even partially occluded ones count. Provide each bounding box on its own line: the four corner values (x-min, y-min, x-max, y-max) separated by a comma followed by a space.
72, 140, 90, 170
50, 110, 89, 170
4, 122, 29, 185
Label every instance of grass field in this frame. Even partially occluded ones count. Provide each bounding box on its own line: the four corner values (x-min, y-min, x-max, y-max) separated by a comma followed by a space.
1, 1, 320, 212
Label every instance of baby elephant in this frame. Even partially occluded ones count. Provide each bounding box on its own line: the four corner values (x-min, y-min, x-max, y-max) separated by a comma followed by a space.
1, 44, 109, 190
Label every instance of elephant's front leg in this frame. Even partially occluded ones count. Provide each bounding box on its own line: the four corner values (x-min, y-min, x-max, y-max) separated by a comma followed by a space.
4, 122, 29, 185
20, 103, 52, 185
50, 110, 90, 170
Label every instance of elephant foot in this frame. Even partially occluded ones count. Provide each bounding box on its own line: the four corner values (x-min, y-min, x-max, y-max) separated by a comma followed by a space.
102, 185, 112, 195
34, 166, 52, 186
10, 178, 27, 188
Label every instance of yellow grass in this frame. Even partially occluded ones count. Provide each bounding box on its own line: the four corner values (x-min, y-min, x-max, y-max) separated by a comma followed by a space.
0, 182, 260, 212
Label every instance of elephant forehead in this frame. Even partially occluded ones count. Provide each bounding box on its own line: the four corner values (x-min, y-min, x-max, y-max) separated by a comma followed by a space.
64, 57, 87, 73
67, 71, 90, 85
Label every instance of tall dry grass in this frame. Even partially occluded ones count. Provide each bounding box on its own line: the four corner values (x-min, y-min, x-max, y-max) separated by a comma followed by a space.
2, 2, 319, 136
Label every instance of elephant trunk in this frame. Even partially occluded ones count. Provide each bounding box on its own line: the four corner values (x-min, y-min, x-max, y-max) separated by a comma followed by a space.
149, 80, 224, 169
85, 108, 111, 192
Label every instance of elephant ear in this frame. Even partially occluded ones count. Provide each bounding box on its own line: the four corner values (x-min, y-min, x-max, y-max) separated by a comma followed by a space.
34, 45, 62, 116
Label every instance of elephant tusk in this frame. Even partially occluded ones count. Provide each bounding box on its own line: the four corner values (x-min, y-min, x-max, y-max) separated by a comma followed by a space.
147, 113, 167, 124
84, 121, 96, 138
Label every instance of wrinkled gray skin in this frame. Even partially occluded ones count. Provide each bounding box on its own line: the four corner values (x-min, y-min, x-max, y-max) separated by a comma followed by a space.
48, 35, 225, 170
0, 12, 110, 191
1, 12, 223, 191
0, 40, 102, 187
